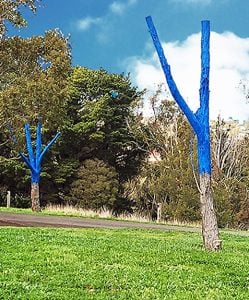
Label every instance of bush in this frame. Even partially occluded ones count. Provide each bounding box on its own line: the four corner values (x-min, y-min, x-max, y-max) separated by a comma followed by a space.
67, 159, 119, 210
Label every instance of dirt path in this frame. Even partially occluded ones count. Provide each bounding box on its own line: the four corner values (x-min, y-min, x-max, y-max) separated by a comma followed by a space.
1, 212, 248, 236
0, 212, 201, 233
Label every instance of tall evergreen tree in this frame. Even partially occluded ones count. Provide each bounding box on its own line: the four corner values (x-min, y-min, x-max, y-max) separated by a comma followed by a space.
64, 67, 145, 181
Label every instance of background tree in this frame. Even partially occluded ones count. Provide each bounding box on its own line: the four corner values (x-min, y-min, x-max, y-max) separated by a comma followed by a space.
66, 67, 144, 177
0, 31, 71, 130
212, 116, 248, 179
0, 0, 40, 38
211, 117, 249, 228
0, 66, 145, 210
56, 67, 145, 211
0, 29, 71, 210
126, 93, 199, 222
67, 159, 119, 211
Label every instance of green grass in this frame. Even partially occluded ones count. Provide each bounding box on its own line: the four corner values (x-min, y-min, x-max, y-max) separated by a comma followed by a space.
0, 207, 33, 214
0, 227, 248, 299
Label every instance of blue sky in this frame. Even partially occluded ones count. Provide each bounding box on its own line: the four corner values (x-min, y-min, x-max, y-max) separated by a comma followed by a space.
8, 0, 249, 120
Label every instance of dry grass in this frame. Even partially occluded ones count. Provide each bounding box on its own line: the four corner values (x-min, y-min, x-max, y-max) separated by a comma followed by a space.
44, 204, 113, 219
44, 204, 201, 228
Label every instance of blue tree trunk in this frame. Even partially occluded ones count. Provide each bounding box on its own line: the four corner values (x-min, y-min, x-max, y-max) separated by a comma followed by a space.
146, 16, 221, 250
20, 121, 60, 211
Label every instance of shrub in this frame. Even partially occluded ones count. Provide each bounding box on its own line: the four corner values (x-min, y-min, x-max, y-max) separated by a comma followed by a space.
68, 159, 119, 210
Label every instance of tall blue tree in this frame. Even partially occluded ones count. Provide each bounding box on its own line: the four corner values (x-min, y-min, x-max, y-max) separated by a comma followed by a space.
20, 121, 60, 211
146, 16, 221, 250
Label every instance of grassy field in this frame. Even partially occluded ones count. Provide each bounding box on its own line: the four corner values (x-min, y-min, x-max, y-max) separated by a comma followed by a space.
0, 227, 248, 299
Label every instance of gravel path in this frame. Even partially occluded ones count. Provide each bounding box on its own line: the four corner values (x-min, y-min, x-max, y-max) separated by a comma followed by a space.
1, 212, 248, 236
0, 212, 201, 233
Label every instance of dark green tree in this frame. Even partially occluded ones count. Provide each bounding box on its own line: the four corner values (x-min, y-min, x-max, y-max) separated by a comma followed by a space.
68, 159, 119, 210
63, 67, 145, 180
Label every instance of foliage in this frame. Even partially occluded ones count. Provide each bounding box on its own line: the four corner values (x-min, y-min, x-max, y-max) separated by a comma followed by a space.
126, 91, 249, 228
126, 96, 200, 221
67, 159, 119, 210
211, 118, 249, 228
0, 227, 248, 299
0, 65, 145, 212
66, 67, 145, 181
0, 151, 29, 203
0, 22, 247, 225
0, 0, 40, 38
0, 31, 71, 133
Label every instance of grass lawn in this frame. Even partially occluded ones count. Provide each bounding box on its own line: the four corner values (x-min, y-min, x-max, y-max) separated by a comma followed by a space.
0, 227, 248, 300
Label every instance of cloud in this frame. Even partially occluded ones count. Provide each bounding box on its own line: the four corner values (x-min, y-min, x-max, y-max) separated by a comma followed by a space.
125, 31, 249, 121
110, 1, 125, 14
76, 16, 102, 31
109, 0, 138, 15
75, 1, 138, 42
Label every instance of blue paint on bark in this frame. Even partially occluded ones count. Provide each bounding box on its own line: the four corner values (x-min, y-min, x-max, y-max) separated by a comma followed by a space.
146, 16, 211, 175
20, 121, 60, 183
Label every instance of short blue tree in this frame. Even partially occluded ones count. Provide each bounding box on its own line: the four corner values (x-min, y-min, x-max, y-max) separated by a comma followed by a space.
20, 121, 60, 211
146, 16, 221, 250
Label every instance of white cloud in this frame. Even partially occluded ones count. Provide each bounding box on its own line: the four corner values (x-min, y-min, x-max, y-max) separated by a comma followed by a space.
109, 0, 138, 15
125, 31, 249, 121
77, 16, 102, 31
110, 1, 125, 14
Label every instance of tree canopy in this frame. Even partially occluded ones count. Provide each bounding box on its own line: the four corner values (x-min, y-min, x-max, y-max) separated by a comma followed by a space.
63, 67, 145, 180
0, 30, 71, 134
0, 0, 40, 38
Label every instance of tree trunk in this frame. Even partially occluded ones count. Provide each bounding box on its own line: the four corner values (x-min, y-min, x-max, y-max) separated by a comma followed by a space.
200, 173, 221, 251
157, 203, 162, 223
31, 182, 41, 212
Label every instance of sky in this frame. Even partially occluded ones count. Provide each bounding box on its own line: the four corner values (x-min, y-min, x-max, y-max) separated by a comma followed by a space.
7, 0, 249, 121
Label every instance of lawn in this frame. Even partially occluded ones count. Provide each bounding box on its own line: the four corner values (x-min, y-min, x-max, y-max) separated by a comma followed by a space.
0, 227, 248, 299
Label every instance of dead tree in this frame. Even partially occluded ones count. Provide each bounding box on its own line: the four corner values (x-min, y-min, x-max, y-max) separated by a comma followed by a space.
146, 16, 221, 250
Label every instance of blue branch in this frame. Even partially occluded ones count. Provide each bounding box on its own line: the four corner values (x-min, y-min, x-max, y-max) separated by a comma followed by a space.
146, 16, 212, 175
38, 132, 60, 165
24, 123, 35, 166
199, 20, 210, 122
146, 16, 201, 134
20, 152, 36, 174
196, 20, 211, 174
20, 121, 60, 183
36, 121, 42, 168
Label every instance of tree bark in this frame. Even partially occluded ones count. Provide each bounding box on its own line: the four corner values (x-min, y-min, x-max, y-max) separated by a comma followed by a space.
157, 203, 162, 223
31, 182, 41, 212
200, 173, 221, 251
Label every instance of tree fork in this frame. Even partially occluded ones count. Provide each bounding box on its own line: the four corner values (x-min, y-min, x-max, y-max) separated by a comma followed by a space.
146, 16, 221, 251
20, 121, 60, 212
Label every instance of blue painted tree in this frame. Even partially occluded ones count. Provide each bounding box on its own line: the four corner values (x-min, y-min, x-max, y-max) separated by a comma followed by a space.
20, 121, 60, 211
146, 16, 221, 250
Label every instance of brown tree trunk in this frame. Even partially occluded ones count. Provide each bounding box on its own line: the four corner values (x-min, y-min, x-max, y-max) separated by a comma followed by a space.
31, 182, 41, 212
200, 173, 221, 251
157, 203, 162, 223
